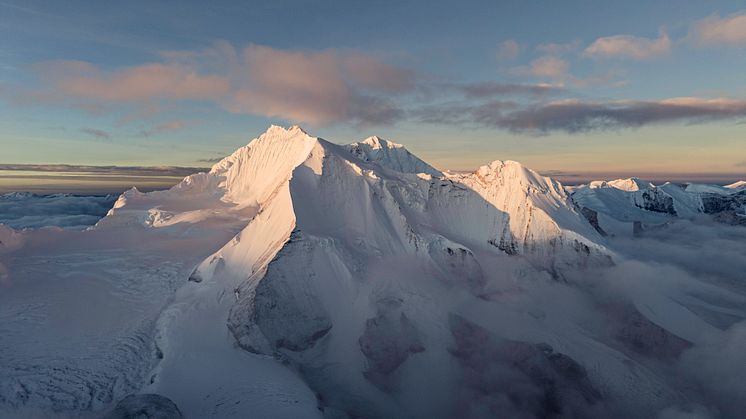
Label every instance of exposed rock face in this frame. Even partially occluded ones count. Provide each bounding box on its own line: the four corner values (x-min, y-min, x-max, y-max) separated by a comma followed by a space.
636, 188, 677, 215
104, 394, 183, 419
604, 303, 692, 360
252, 235, 333, 352
701, 191, 746, 214
580, 207, 607, 236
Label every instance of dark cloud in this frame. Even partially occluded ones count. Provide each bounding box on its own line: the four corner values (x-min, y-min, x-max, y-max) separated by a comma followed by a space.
196, 157, 223, 164
412, 101, 518, 126
415, 98, 746, 133
448, 82, 563, 98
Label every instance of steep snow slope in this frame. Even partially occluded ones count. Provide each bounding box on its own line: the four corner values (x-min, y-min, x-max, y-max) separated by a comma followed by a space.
446, 160, 609, 272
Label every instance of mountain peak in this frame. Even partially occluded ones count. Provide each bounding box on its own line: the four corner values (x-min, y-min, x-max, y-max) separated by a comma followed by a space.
360, 135, 404, 150
588, 177, 652, 192
263, 124, 311, 139
724, 180, 746, 189
471, 159, 560, 194
345, 136, 442, 176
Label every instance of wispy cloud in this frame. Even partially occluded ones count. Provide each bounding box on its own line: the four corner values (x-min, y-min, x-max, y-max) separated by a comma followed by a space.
689, 11, 746, 46
536, 41, 581, 56
448, 82, 562, 98
34, 61, 230, 103
525, 56, 570, 79
584, 30, 671, 60
138, 120, 192, 137
496, 40, 520, 61
79, 127, 111, 140
196, 157, 224, 164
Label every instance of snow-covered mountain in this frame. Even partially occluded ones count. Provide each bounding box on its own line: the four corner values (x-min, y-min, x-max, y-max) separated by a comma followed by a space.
2, 126, 745, 419
572, 176, 746, 235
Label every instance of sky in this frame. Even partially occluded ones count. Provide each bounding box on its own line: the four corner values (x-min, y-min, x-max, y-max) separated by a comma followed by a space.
1, 0, 745, 184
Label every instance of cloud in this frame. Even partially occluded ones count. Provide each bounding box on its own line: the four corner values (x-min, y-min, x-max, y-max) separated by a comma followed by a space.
536, 41, 581, 55
224, 44, 411, 126
9, 43, 415, 127
414, 97, 746, 133
79, 127, 112, 140
526, 55, 570, 79
196, 157, 224, 164
449, 82, 562, 98
138, 120, 192, 137
584, 30, 671, 59
496, 40, 520, 61
34, 60, 230, 103
690, 11, 746, 46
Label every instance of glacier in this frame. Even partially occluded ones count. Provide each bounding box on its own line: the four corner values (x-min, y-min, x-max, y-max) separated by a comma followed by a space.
1, 125, 745, 418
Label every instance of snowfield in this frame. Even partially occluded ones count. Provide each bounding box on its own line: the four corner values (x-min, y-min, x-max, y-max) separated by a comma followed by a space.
1, 126, 745, 418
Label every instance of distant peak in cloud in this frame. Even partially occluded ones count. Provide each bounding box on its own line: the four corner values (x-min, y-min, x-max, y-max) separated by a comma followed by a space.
690, 11, 746, 46
584, 30, 671, 60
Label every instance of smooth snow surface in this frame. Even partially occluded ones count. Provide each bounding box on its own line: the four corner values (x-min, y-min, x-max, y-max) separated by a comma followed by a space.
1, 126, 745, 419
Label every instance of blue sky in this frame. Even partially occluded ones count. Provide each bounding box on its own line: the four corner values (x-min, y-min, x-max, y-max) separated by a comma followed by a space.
1, 0, 745, 176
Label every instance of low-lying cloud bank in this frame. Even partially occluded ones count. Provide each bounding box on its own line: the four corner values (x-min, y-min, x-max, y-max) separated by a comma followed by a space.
0, 193, 117, 230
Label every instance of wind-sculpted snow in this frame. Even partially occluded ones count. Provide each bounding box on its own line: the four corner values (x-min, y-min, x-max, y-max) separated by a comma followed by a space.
1, 125, 745, 418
